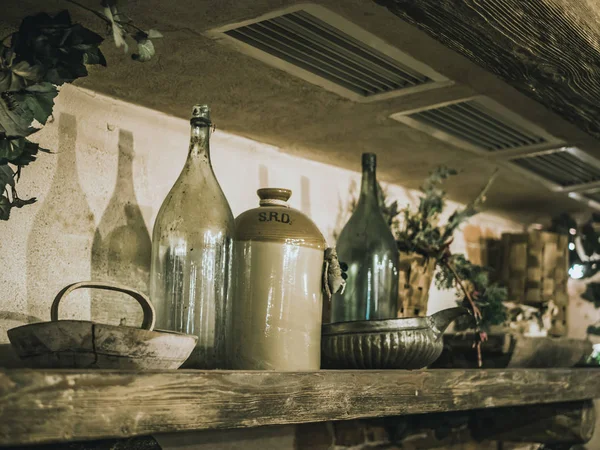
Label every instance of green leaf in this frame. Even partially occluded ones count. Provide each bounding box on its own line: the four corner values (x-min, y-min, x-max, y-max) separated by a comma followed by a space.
83, 48, 107, 67
0, 91, 35, 136
6, 139, 44, 166
11, 195, 36, 209
104, 6, 129, 52
69, 24, 104, 48
0, 195, 11, 220
0, 137, 46, 166
132, 39, 155, 62
147, 29, 163, 39
0, 85, 57, 136
52, 10, 72, 26
12, 11, 104, 86
18, 82, 59, 125
0, 136, 26, 161
1, 45, 16, 67
0, 68, 25, 92
11, 60, 43, 83
0, 164, 15, 189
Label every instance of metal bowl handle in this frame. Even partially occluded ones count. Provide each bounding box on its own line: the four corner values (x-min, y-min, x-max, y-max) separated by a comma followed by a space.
50, 281, 156, 331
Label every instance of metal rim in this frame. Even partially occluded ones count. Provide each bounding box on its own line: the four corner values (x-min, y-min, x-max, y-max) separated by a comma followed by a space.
322, 317, 430, 335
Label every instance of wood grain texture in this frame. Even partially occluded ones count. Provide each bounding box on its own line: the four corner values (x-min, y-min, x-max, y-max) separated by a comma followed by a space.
508, 335, 591, 368
0, 369, 599, 446
433, 334, 592, 368
16, 436, 162, 450
397, 251, 436, 318
472, 400, 596, 444
499, 232, 569, 331
374, 0, 600, 140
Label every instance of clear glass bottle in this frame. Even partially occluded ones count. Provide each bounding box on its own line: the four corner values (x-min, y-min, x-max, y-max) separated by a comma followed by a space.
331, 153, 399, 322
150, 105, 234, 369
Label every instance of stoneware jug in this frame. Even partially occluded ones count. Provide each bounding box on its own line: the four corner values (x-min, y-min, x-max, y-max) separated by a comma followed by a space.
230, 188, 326, 370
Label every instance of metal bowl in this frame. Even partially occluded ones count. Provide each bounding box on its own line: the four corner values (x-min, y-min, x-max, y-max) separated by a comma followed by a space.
321, 307, 468, 370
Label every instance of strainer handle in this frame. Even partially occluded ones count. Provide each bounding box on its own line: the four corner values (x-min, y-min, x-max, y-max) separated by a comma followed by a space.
50, 281, 155, 331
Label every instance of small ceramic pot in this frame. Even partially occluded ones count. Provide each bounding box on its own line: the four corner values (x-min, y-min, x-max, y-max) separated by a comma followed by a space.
230, 188, 326, 370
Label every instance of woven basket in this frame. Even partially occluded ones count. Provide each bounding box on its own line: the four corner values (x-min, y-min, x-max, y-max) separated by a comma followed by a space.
397, 251, 436, 318
499, 231, 569, 336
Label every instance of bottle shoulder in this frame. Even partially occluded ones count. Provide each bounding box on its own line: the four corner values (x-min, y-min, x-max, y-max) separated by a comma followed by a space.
153, 172, 234, 238
235, 206, 326, 250
340, 204, 395, 234
337, 206, 398, 251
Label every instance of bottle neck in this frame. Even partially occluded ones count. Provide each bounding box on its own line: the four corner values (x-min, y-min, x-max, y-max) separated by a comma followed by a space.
188, 120, 211, 161
357, 164, 379, 208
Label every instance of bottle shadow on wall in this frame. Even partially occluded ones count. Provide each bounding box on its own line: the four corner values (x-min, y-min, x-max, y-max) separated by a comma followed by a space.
332, 179, 358, 241
258, 164, 269, 188
300, 175, 311, 217
91, 129, 152, 327
26, 113, 96, 322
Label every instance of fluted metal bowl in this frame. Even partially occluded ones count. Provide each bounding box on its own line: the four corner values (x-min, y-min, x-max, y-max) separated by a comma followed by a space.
321, 307, 468, 370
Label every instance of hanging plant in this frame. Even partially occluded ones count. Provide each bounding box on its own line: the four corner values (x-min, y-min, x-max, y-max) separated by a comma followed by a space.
378, 167, 507, 366
0, 0, 161, 220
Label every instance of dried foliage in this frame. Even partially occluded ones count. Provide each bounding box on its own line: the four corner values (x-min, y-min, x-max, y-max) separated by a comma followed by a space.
435, 254, 508, 333
378, 167, 507, 365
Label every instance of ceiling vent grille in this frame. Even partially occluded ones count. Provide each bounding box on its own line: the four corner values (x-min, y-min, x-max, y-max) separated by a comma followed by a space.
400, 100, 547, 152
208, 6, 451, 101
224, 11, 430, 97
511, 150, 600, 188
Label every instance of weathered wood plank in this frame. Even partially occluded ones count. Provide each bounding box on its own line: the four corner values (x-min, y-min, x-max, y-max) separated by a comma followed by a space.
433, 334, 592, 368
374, 0, 600, 141
0, 369, 598, 446
472, 400, 596, 444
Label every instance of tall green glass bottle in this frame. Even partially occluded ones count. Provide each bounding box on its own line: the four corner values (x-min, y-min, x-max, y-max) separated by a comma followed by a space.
332, 153, 399, 322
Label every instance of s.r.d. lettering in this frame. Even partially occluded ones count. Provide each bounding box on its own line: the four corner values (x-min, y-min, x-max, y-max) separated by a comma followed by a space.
257, 211, 292, 225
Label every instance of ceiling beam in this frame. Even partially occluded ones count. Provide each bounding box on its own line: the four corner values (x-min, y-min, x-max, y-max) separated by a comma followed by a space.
374, 0, 600, 141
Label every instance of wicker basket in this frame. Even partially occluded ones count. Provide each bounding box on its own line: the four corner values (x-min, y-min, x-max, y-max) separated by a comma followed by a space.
397, 251, 436, 318
499, 231, 569, 336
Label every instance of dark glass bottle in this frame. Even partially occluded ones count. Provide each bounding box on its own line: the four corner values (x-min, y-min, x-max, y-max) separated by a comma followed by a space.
150, 105, 234, 369
331, 153, 399, 322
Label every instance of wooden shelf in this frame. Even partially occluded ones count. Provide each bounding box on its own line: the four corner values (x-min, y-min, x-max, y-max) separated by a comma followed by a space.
0, 368, 598, 446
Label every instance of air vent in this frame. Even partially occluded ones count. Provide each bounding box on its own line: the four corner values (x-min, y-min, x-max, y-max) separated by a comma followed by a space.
409, 101, 547, 151
207, 5, 451, 101
390, 97, 562, 155
391, 98, 561, 155
512, 150, 600, 188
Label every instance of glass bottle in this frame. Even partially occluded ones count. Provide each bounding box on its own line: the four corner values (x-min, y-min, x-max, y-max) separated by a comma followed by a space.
331, 153, 399, 322
150, 105, 234, 369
